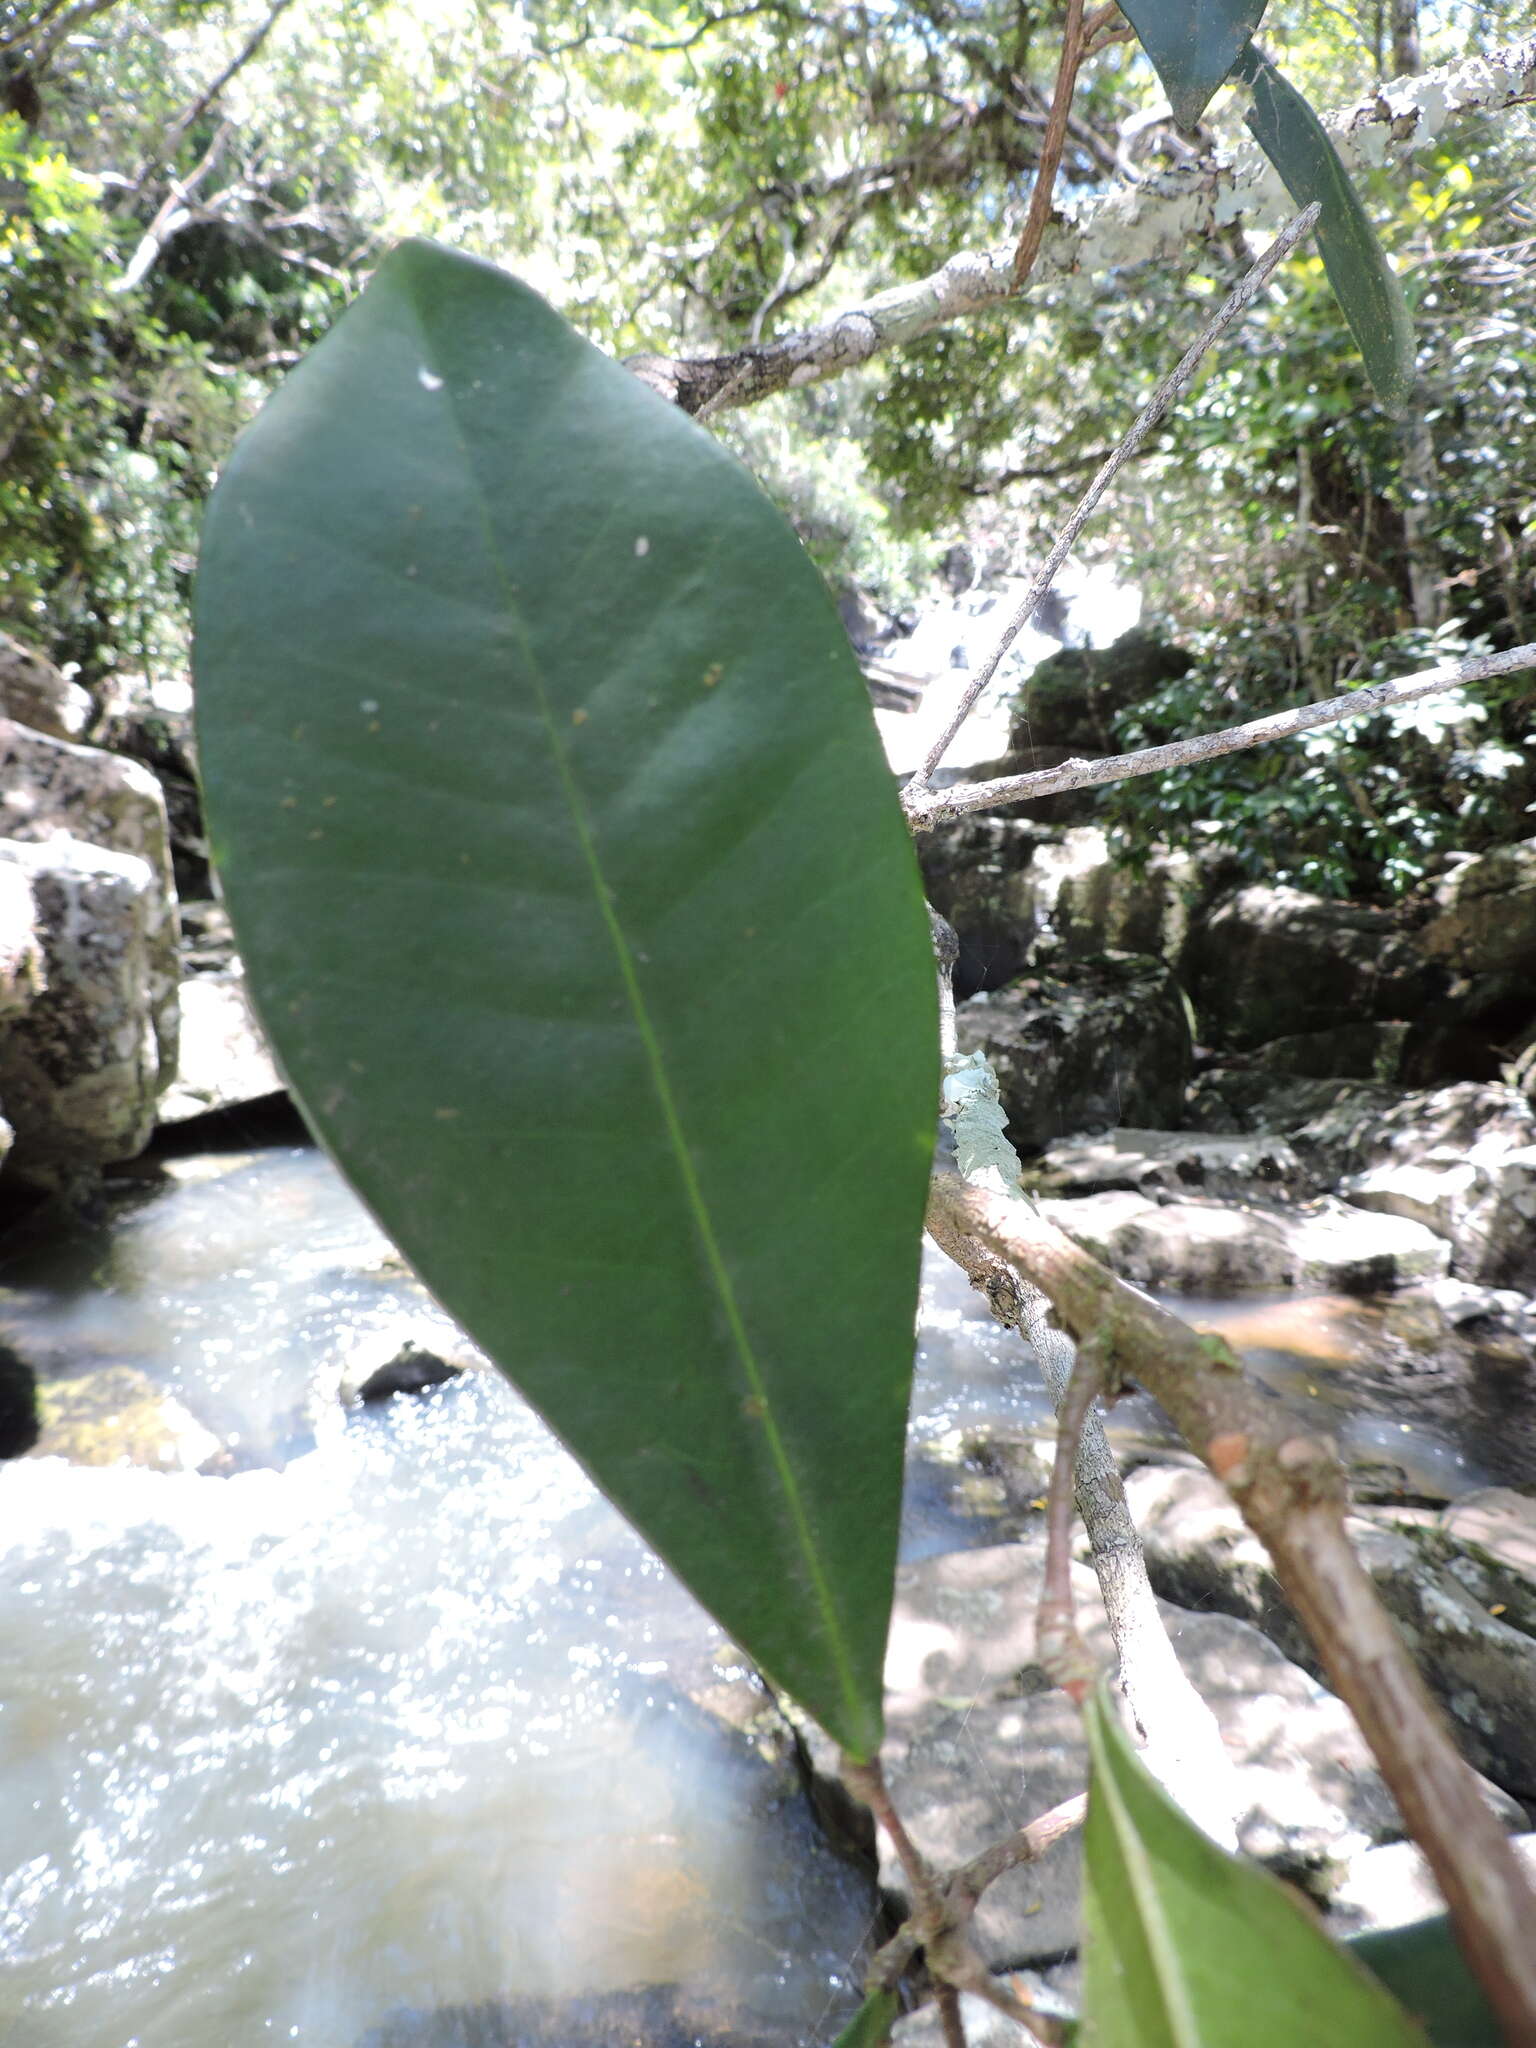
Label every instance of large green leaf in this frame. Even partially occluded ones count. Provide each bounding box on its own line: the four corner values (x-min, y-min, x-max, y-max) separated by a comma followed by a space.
1350, 1916, 1501, 2047
192, 239, 937, 1760
1237, 41, 1415, 416
1117, 0, 1268, 129
1080, 1685, 1429, 2045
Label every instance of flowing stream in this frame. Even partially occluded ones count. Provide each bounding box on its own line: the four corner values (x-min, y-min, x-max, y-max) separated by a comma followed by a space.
0, 1140, 1502, 2047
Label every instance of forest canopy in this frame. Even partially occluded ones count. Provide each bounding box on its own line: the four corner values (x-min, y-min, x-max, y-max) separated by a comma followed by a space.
2, 0, 1533, 892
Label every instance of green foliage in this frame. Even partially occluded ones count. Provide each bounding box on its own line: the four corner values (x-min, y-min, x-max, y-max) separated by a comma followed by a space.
1101, 618, 1529, 898
1081, 1683, 1429, 2045
193, 239, 938, 1760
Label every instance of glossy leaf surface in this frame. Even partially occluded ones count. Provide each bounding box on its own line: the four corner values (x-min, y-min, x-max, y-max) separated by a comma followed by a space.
194, 239, 937, 1760
1117, 0, 1267, 128
1080, 1684, 1428, 2045
1239, 42, 1415, 415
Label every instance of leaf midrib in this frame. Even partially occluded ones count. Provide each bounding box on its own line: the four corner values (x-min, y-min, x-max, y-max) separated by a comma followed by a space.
410, 274, 872, 1747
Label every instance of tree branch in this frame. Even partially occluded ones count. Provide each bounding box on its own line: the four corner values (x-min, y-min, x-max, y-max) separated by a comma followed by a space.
933, 1049, 1244, 1847
1009, 0, 1086, 290
903, 200, 1321, 795
902, 639, 1536, 831
925, 1171, 1536, 2044
625, 37, 1536, 418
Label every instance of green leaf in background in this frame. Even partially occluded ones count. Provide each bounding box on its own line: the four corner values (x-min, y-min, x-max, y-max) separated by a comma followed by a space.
831, 1987, 901, 2047
1116, 0, 1268, 130
193, 239, 937, 1761
1080, 1684, 1429, 2045
1237, 41, 1415, 416
1350, 1916, 1501, 2048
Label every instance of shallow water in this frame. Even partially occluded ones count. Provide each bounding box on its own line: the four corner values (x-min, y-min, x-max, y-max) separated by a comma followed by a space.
0, 1143, 1507, 2047
0, 1149, 881, 2048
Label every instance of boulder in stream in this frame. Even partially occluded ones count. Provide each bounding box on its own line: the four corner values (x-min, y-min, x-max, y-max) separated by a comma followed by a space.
0, 837, 176, 1187
0, 632, 92, 742
807, 1540, 1450, 1976
1187, 886, 1436, 1051
1418, 838, 1536, 985
1037, 1188, 1449, 1294
156, 968, 284, 1125
1126, 1465, 1536, 1801
1293, 1083, 1536, 1289
956, 953, 1192, 1150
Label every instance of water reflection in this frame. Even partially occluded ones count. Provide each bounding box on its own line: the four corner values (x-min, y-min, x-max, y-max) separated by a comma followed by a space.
0, 1140, 1520, 2046
0, 1149, 874, 2048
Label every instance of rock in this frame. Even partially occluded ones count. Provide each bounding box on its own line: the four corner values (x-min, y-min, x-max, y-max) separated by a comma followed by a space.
0, 1341, 39, 1458
0, 718, 178, 1090
0, 838, 173, 1186
831, 1542, 1443, 1970
1187, 887, 1437, 1052
1034, 825, 1219, 975
1252, 1022, 1411, 1085
156, 970, 283, 1124
0, 632, 92, 741
92, 692, 211, 902
30, 1364, 222, 1469
1438, 1489, 1536, 1636
1, 717, 175, 895
176, 898, 236, 974
1029, 1129, 1311, 1204
1419, 839, 1536, 984
1295, 1084, 1536, 1289
357, 1986, 792, 2048
1008, 629, 1193, 754
1332, 1833, 1536, 1936
0, 857, 44, 1022
1039, 1189, 1297, 1290
1128, 1466, 1536, 1800
956, 954, 1192, 1149
1424, 1277, 1532, 1332
920, 815, 1048, 994
1288, 1200, 1451, 1292
1348, 1517, 1536, 1798
1038, 1190, 1448, 1294
349, 1342, 464, 1404
920, 821, 1223, 997
1184, 1070, 1391, 1138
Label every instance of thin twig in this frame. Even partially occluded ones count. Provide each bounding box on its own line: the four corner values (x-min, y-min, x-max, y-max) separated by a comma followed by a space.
936, 1984, 969, 2048
935, 1049, 1242, 1837
1035, 1346, 1105, 1704
926, 1170, 1536, 2042
157, 0, 298, 166
950, 1793, 1089, 1904
903, 200, 1321, 797
903, 639, 1536, 830
843, 1753, 947, 1929
1010, 0, 1086, 290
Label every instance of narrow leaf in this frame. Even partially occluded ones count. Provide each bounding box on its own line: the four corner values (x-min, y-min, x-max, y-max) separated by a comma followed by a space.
1350, 1917, 1501, 2047
1081, 1684, 1429, 2045
193, 239, 937, 1760
1117, 0, 1268, 129
831, 1987, 901, 2048
1238, 41, 1415, 415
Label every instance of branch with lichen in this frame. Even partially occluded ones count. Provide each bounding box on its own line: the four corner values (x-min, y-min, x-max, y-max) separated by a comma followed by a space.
626, 38, 1535, 418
